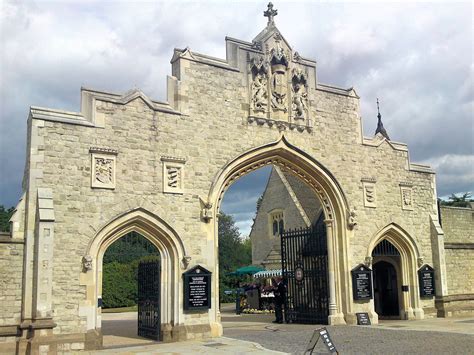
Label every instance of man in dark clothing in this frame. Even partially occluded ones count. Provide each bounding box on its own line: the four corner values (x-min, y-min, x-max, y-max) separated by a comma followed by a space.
273, 277, 286, 323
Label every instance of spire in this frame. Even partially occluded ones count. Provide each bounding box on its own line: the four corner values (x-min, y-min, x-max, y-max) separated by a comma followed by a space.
264, 2, 278, 26
375, 98, 390, 140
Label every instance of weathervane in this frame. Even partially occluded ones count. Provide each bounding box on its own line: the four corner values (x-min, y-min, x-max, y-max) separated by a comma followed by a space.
264, 2, 278, 25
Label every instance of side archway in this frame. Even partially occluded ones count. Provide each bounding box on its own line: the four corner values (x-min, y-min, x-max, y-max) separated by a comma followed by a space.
367, 223, 424, 320
81, 208, 187, 342
207, 134, 351, 325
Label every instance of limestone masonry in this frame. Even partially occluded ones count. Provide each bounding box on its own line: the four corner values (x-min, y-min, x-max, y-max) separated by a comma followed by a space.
1, 3, 473, 354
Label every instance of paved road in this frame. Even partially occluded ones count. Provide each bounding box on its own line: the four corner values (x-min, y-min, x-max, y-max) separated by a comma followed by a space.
222, 313, 474, 355
101, 311, 474, 354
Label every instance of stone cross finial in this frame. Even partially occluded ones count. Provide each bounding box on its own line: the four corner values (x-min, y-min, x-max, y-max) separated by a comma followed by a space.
264, 2, 278, 25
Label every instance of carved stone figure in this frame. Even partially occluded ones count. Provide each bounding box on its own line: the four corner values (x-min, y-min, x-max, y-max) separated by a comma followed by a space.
292, 83, 307, 120
82, 255, 93, 272
181, 256, 192, 269
291, 68, 308, 120
402, 188, 412, 207
271, 70, 287, 112
95, 158, 113, 184
251, 73, 268, 112
348, 210, 357, 229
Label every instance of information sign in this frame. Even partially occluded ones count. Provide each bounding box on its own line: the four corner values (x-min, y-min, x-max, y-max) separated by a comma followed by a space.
183, 265, 211, 310
418, 264, 435, 298
351, 264, 373, 300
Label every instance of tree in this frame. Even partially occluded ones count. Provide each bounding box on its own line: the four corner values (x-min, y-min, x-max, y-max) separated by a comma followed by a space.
439, 192, 473, 208
0, 205, 15, 232
218, 213, 252, 303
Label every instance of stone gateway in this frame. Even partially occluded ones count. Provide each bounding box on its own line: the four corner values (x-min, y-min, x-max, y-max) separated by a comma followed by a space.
1, 3, 473, 354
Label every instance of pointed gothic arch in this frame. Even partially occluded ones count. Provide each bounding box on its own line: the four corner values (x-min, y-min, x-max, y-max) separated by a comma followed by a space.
367, 223, 424, 320
81, 208, 187, 342
207, 134, 351, 325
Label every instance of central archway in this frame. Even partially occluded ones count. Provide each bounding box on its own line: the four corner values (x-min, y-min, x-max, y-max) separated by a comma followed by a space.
207, 135, 351, 325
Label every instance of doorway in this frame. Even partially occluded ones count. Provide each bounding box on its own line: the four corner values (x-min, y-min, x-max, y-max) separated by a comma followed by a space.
373, 261, 399, 318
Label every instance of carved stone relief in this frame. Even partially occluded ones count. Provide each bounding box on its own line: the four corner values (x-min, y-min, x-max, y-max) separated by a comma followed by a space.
161, 156, 186, 194
269, 37, 289, 115
291, 68, 308, 121
249, 56, 269, 114
82, 255, 93, 272
400, 184, 414, 211
347, 210, 357, 230
90, 147, 118, 189
362, 179, 376, 208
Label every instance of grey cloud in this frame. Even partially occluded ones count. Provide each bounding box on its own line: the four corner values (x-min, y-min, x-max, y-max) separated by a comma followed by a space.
1, 1, 472, 213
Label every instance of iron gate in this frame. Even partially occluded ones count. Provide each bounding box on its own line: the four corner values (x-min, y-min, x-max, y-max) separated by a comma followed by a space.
138, 259, 161, 340
281, 215, 329, 324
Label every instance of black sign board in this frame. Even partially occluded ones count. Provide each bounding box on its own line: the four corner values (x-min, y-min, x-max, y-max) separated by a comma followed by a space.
356, 312, 371, 325
351, 264, 373, 300
183, 265, 211, 310
418, 264, 435, 298
305, 327, 338, 354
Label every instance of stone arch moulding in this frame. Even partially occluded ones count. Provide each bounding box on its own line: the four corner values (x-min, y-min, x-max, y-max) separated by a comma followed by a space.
367, 223, 424, 320
82, 207, 188, 341
207, 133, 351, 325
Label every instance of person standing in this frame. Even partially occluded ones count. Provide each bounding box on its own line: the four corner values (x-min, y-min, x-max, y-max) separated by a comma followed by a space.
272, 276, 286, 323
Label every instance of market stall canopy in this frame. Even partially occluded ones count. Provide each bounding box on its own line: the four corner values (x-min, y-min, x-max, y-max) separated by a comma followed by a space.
228, 265, 264, 276
253, 269, 282, 278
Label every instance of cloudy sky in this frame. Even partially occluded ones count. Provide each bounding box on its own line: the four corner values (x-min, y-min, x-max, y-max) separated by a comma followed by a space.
1, 1, 472, 236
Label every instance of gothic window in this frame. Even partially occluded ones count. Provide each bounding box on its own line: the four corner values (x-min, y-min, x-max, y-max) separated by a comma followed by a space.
269, 210, 284, 237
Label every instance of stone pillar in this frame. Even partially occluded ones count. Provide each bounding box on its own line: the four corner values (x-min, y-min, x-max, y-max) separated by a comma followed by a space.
324, 219, 338, 322
32, 188, 56, 327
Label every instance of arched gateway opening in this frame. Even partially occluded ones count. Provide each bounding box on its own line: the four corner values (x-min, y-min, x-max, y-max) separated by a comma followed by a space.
207, 135, 350, 325
83, 209, 187, 345
100, 232, 161, 345
372, 240, 401, 319
367, 224, 424, 321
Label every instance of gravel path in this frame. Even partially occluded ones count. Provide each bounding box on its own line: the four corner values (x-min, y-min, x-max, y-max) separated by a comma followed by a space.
223, 319, 474, 354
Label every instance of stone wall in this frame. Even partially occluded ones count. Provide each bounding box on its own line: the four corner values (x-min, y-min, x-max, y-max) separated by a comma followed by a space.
440, 205, 474, 295
0, 233, 23, 342
445, 249, 474, 295
440, 205, 474, 243
437, 205, 474, 316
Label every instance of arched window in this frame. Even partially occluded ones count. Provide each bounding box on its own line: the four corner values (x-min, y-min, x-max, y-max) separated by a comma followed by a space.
273, 220, 278, 235
279, 219, 284, 235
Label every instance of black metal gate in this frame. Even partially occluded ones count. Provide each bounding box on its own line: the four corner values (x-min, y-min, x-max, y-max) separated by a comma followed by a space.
281, 215, 329, 324
138, 259, 161, 340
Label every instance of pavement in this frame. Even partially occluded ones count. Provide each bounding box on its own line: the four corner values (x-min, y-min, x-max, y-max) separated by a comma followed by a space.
82, 336, 285, 354
82, 308, 474, 354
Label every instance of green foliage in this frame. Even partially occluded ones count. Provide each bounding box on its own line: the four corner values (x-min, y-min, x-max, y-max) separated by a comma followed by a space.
101, 232, 160, 309
103, 231, 159, 263
102, 261, 138, 308
439, 192, 473, 208
0, 205, 15, 232
218, 213, 252, 303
